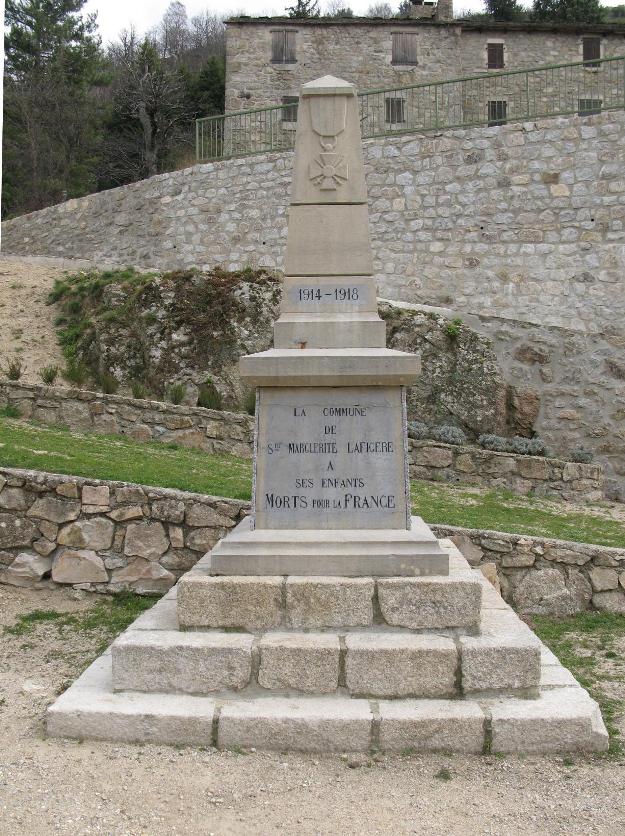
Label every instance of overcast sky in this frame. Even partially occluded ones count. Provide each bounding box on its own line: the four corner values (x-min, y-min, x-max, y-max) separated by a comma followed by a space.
83, 0, 491, 44
84, 0, 624, 44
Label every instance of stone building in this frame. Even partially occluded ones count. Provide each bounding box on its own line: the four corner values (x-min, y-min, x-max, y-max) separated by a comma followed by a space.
225, 5, 625, 118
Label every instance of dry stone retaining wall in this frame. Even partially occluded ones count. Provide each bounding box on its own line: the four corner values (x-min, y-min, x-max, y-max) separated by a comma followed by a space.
437, 524, 625, 617
0, 466, 623, 615
409, 440, 603, 502
0, 382, 254, 459
0, 467, 249, 594
1, 382, 603, 501
2, 111, 625, 334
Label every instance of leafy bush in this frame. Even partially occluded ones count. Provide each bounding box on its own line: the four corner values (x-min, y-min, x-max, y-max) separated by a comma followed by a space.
97, 372, 119, 395
131, 381, 147, 400
430, 425, 467, 445
39, 365, 59, 386
478, 434, 510, 453
63, 359, 89, 387
407, 421, 429, 440
168, 383, 186, 405
4, 357, 23, 381
242, 388, 256, 416
569, 447, 594, 464
198, 380, 223, 411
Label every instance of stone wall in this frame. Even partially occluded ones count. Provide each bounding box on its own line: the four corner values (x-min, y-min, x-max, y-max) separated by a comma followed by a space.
409, 440, 603, 502
0, 467, 249, 594
1, 382, 604, 501
225, 18, 625, 112
0, 382, 254, 459
1, 466, 623, 616
3, 111, 624, 335
436, 524, 625, 616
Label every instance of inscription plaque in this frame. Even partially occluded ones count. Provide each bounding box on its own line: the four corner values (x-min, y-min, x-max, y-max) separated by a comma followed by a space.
254, 386, 410, 530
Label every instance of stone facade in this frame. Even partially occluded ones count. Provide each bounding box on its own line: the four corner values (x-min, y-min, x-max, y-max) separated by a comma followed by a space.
3, 111, 623, 334
0, 382, 604, 502
0, 382, 253, 458
409, 440, 603, 502
438, 524, 625, 616
224, 18, 625, 113
1, 466, 623, 615
0, 467, 249, 594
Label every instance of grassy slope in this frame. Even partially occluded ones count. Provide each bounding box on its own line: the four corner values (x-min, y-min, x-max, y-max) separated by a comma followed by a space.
2, 416, 625, 548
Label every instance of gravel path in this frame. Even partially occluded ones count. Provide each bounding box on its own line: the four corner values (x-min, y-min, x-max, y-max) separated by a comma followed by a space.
1, 585, 624, 836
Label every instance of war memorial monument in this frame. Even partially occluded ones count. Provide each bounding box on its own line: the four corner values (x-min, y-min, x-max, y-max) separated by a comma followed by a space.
47, 76, 608, 754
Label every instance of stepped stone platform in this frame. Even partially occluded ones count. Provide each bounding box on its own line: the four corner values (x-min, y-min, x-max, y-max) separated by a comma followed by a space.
46, 539, 608, 754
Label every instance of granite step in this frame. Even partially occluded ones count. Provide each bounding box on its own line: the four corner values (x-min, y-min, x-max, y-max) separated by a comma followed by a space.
48, 652, 608, 754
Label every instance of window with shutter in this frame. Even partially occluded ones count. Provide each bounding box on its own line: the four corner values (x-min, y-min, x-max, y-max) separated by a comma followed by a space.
385, 97, 406, 124
271, 29, 297, 63
487, 43, 504, 70
392, 32, 417, 65
281, 96, 299, 123
488, 100, 507, 126
578, 98, 602, 115
582, 36, 601, 68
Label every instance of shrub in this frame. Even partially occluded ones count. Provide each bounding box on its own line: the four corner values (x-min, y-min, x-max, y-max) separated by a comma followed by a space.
131, 381, 147, 400
478, 434, 509, 453
508, 436, 533, 455
444, 317, 463, 341
0, 404, 20, 418
168, 383, 186, 405
242, 388, 256, 416
63, 359, 89, 387
5, 357, 23, 381
407, 421, 429, 440
527, 437, 549, 457
97, 372, 119, 395
430, 425, 467, 445
198, 381, 223, 411
39, 365, 60, 386
569, 447, 593, 464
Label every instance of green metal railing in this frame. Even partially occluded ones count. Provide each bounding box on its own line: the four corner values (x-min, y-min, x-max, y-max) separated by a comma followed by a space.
196, 55, 625, 162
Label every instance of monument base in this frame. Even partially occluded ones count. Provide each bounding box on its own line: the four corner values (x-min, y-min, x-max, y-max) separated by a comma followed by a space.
207, 516, 449, 576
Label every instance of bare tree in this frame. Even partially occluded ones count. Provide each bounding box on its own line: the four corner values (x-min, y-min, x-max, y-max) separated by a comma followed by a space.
153, 1, 191, 59
366, 2, 395, 16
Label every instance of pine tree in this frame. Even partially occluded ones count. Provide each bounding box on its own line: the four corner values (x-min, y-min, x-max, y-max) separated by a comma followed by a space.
286, 0, 321, 19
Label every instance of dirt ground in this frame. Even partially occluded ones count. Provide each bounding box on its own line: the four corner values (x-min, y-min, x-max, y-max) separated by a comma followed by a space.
1, 585, 624, 836
0, 256, 70, 382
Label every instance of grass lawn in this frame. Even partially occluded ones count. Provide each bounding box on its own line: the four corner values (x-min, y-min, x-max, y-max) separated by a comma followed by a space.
532, 611, 625, 757
2, 415, 625, 548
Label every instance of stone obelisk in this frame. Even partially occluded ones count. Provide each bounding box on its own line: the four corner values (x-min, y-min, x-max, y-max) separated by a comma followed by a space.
210, 75, 448, 576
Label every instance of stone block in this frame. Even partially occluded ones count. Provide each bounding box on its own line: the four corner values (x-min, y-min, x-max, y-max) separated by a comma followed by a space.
151, 498, 185, 523
185, 528, 220, 553
52, 549, 108, 584
592, 590, 625, 614
33, 538, 56, 557
588, 566, 619, 592
377, 576, 481, 629
108, 506, 144, 522
490, 688, 609, 753
460, 635, 541, 693
0, 487, 29, 511
186, 503, 237, 528
0, 514, 38, 549
47, 655, 217, 746
450, 533, 482, 566
178, 575, 283, 631
379, 700, 485, 753
0, 552, 52, 587
258, 633, 340, 693
58, 518, 115, 551
27, 496, 80, 523
415, 446, 454, 468
286, 577, 374, 628
112, 630, 253, 694
124, 521, 169, 560
218, 697, 372, 753
345, 634, 457, 698
82, 485, 110, 506
111, 558, 176, 594
56, 482, 79, 499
